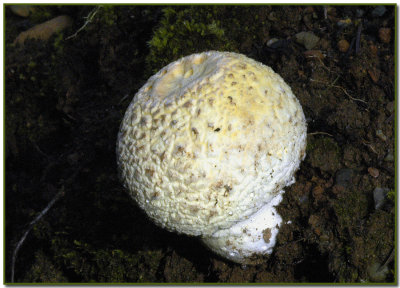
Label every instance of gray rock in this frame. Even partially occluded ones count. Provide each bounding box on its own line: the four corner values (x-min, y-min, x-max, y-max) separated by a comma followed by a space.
373, 187, 390, 210
371, 6, 386, 17
384, 150, 394, 162
266, 38, 279, 47
376, 129, 387, 141
356, 9, 365, 18
335, 168, 354, 188
336, 19, 352, 28
295, 31, 320, 50
299, 194, 309, 204
367, 262, 389, 282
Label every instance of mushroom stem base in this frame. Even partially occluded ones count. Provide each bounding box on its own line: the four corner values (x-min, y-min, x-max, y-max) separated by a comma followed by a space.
201, 192, 283, 264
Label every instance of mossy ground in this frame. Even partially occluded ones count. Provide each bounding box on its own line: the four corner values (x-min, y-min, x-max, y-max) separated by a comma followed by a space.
5, 5, 395, 283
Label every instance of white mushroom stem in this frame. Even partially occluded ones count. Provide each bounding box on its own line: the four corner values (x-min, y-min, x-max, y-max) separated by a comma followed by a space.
201, 192, 283, 264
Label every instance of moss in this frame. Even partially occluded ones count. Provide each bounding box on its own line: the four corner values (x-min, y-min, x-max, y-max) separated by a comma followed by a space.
5, 41, 66, 151
145, 6, 271, 75
333, 188, 369, 236
50, 235, 164, 282
307, 136, 342, 173
23, 250, 68, 283
9, 31, 76, 154
146, 7, 236, 74
29, 6, 55, 23
332, 191, 394, 282
53, 32, 65, 55
98, 5, 118, 26
386, 189, 395, 203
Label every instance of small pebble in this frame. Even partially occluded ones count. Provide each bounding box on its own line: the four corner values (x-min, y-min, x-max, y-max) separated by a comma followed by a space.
368, 262, 389, 282
9, 5, 34, 18
384, 150, 394, 162
325, 177, 334, 188
308, 214, 319, 227
266, 38, 290, 50
369, 44, 378, 56
368, 167, 380, 178
338, 39, 350, 52
303, 50, 324, 60
312, 12, 318, 19
371, 6, 387, 17
326, 7, 336, 16
356, 9, 365, 18
13, 15, 73, 45
376, 129, 387, 141
337, 18, 352, 28
335, 168, 354, 188
299, 194, 308, 204
295, 31, 320, 50
319, 38, 330, 50
312, 185, 324, 197
386, 101, 394, 113
266, 38, 279, 47
312, 186, 325, 204
268, 12, 277, 21
304, 6, 314, 14
379, 28, 391, 43
67, 152, 80, 165
368, 68, 380, 83
373, 187, 389, 210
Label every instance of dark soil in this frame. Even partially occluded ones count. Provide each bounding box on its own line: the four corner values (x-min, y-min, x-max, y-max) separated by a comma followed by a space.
5, 5, 396, 284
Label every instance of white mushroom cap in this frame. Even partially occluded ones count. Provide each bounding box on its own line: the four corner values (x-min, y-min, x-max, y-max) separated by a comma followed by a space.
117, 51, 307, 261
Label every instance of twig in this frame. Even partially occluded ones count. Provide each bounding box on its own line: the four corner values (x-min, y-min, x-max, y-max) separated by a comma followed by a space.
384, 113, 394, 124
118, 93, 130, 105
316, 56, 331, 72
345, 36, 356, 58
332, 84, 368, 105
32, 143, 49, 161
325, 75, 340, 90
65, 6, 102, 40
11, 187, 65, 283
377, 247, 394, 272
361, 139, 378, 154
355, 23, 362, 54
310, 78, 368, 105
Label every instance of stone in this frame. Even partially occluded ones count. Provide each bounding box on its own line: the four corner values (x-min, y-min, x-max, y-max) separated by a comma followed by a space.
295, 31, 320, 50
338, 39, 350, 52
14, 15, 73, 46
9, 5, 34, 18
335, 168, 354, 188
368, 167, 380, 178
371, 6, 386, 17
379, 28, 391, 43
373, 187, 389, 209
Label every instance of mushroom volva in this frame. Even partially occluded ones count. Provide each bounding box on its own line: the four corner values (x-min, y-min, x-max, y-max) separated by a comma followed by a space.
117, 51, 307, 264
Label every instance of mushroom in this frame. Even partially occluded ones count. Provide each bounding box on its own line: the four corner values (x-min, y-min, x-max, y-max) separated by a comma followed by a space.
117, 51, 307, 264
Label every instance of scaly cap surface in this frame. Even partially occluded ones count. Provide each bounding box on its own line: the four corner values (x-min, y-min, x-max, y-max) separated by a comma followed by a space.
117, 51, 306, 236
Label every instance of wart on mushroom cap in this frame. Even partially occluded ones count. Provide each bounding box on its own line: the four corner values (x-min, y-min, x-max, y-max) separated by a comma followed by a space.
117, 51, 307, 264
